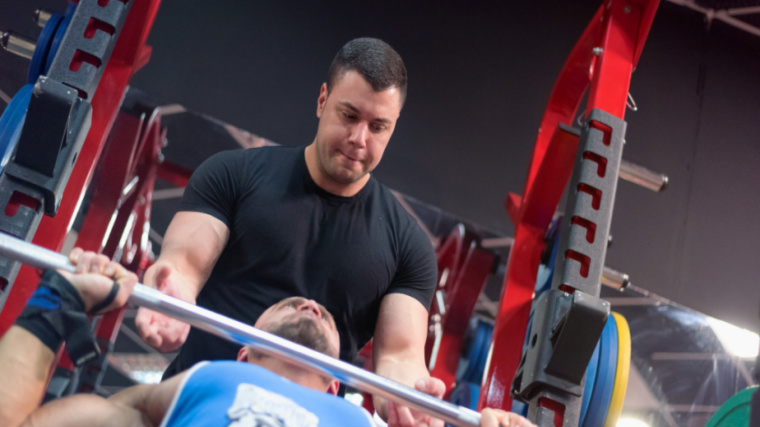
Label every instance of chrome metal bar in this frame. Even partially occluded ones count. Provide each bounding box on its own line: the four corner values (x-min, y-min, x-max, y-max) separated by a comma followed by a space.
619, 159, 668, 192
0, 233, 481, 427
0, 31, 36, 60
35, 9, 53, 28
601, 266, 630, 291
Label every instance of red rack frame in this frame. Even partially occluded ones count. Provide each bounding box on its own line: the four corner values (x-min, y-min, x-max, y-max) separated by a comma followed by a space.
0, 0, 661, 414
479, 0, 659, 412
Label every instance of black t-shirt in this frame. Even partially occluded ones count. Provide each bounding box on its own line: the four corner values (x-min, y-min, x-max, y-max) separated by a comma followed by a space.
164, 146, 437, 377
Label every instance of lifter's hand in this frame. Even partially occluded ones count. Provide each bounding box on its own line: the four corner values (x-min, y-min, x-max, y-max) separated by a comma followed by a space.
480, 409, 537, 427
57, 248, 137, 314
134, 263, 192, 352
386, 377, 446, 427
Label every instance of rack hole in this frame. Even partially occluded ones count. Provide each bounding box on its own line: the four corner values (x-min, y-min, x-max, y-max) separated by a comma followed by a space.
69, 49, 102, 72
5, 191, 41, 217
583, 151, 607, 177
84, 18, 115, 39
590, 121, 612, 146
571, 216, 597, 244
565, 250, 590, 278
577, 183, 602, 210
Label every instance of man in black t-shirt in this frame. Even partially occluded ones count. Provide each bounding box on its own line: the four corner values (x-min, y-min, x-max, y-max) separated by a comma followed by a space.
135, 38, 443, 425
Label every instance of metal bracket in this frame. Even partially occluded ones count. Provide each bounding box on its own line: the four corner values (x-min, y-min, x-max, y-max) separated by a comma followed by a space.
511, 290, 609, 398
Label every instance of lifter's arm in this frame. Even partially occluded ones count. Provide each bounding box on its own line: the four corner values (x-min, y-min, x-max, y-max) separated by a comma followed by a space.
4, 351, 186, 427
0, 327, 59, 426
373, 293, 445, 427
0, 251, 138, 427
135, 211, 229, 352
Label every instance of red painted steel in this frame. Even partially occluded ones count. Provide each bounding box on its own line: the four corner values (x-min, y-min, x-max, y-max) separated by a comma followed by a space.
64, 107, 165, 378
427, 226, 495, 397
0, 0, 163, 336
479, 0, 660, 412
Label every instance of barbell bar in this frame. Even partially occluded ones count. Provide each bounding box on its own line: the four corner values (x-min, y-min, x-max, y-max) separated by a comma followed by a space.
0, 233, 481, 427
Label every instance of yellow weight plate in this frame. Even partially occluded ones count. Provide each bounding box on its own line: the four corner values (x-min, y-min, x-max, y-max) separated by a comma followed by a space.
604, 312, 631, 427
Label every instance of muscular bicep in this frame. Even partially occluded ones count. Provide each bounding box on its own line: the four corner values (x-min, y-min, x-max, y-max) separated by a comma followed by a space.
372, 293, 429, 371
155, 211, 229, 297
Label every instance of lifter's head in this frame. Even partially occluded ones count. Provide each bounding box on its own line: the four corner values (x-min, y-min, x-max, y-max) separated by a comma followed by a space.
237, 297, 341, 394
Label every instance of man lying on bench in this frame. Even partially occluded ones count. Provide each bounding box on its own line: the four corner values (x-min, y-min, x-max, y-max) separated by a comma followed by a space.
0, 249, 535, 427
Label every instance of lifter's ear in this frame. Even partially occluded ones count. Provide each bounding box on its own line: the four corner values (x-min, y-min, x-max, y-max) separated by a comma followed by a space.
326, 379, 340, 396
237, 346, 249, 362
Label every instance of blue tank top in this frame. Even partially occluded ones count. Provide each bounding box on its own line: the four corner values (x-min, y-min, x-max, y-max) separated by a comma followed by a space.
160, 361, 374, 426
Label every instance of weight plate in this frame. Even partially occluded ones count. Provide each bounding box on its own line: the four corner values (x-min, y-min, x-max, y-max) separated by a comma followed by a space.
580, 337, 601, 425
449, 381, 480, 411
604, 313, 631, 427
706, 386, 758, 427
463, 321, 490, 383
0, 84, 34, 172
473, 322, 493, 384
45, 14, 72, 74
583, 314, 618, 427
458, 318, 485, 383
27, 14, 62, 83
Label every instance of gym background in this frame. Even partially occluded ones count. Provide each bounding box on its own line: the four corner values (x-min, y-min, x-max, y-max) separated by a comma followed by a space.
134, 0, 757, 333
1, 0, 758, 413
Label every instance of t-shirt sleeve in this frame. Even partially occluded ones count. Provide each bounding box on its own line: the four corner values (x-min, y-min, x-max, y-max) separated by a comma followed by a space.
179, 150, 246, 227
387, 222, 438, 311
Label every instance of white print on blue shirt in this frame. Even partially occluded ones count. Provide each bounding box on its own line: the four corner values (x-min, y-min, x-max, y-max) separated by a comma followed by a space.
227, 383, 319, 427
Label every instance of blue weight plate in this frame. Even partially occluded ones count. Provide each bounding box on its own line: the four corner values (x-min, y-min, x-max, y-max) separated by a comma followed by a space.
65, 2, 78, 19
535, 220, 561, 294
449, 381, 480, 410
0, 84, 34, 173
542, 233, 560, 292
463, 321, 488, 383
583, 316, 618, 427
45, 14, 72, 74
472, 322, 493, 383
510, 400, 529, 418
466, 383, 480, 409
579, 337, 601, 425
600, 314, 619, 421
27, 14, 62, 83
457, 319, 484, 383
447, 382, 481, 427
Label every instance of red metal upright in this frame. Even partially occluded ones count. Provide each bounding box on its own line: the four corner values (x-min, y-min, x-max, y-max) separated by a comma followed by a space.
426, 225, 495, 398
479, 0, 659, 412
0, 0, 163, 336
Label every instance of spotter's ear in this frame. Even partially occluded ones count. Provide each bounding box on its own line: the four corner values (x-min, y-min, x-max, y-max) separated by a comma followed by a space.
317, 83, 329, 118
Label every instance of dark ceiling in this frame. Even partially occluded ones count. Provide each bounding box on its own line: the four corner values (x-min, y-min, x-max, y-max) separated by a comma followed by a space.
696, 0, 760, 7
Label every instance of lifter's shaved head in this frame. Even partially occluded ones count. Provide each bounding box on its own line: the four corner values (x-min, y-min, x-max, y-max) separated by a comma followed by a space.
237, 297, 342, 394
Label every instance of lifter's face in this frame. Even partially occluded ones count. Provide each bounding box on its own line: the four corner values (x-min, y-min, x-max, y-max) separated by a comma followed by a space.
254, 297, 340, 358
309, 70, 402, 195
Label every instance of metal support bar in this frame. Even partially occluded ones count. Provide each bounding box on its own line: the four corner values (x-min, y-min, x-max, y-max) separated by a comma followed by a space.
0, 234, 482, 427
0, 31, 36, 59
35, 9, 54, 28
619, 159, 668, 192
602, 265, 630, 290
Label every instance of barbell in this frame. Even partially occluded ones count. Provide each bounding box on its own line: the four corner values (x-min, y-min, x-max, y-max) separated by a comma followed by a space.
0, 233, 481, 427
